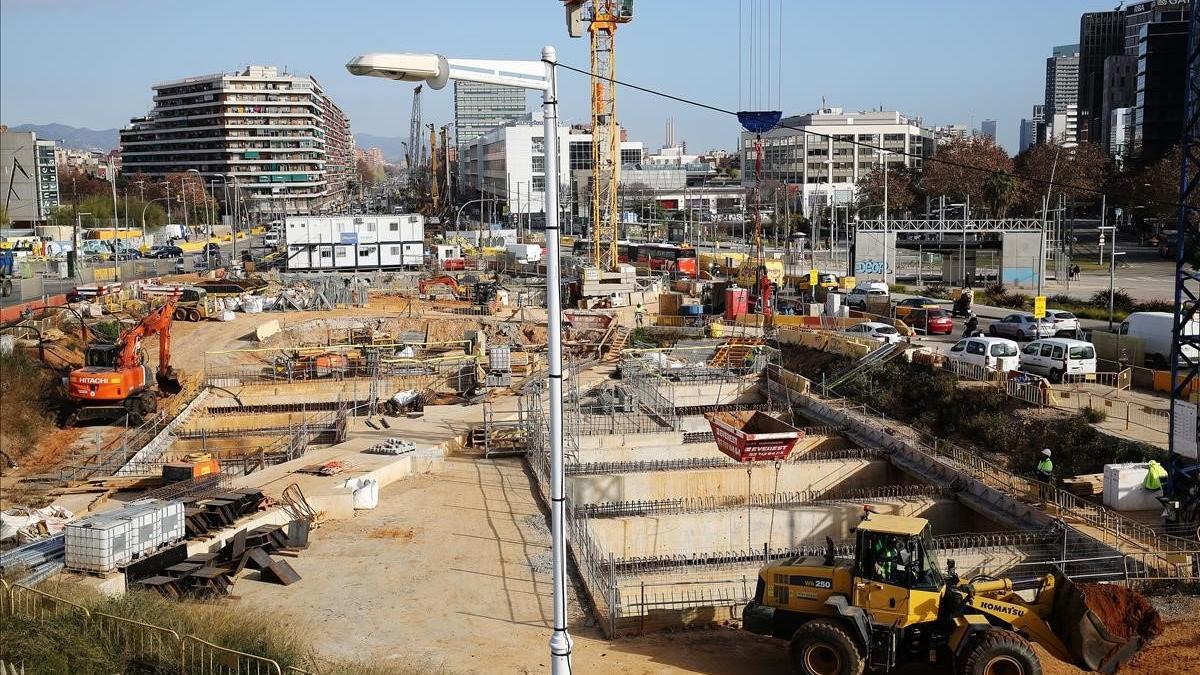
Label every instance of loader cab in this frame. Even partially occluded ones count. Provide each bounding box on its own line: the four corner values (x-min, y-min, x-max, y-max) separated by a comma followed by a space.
852, 513, 944, 627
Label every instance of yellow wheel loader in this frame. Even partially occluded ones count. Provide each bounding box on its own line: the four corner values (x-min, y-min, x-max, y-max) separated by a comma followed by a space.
743, 512, 1156, 675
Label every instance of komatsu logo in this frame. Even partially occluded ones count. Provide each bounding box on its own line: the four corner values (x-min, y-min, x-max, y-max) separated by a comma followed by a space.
978, 600, 1023, 617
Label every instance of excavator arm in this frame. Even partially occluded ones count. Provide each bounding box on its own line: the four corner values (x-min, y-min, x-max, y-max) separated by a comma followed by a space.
115, 301, 182, 394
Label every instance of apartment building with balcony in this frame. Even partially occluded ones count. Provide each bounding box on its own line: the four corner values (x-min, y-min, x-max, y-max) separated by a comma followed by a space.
119, 65, 353, 217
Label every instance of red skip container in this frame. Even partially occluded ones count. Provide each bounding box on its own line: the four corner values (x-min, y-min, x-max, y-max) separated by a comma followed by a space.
706, 411, 804, 462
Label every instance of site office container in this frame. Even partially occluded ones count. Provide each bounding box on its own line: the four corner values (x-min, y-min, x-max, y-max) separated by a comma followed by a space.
286, 244, 310, 269
65, 514, 132, 573
285, 217, 309, 245
356, 243, 381, 267
333, 244, 356, 268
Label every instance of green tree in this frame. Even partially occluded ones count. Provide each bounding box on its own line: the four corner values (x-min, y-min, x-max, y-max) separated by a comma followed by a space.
920, 137, 1015, 209
1012, 140, 1108, 214
856, 164, 919, 216
982, 173, 1018, 216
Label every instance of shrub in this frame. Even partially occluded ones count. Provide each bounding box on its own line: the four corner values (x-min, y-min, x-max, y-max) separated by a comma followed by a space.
1092, 288, 1134, 313
1081, 406, 1108, 423
1134, 299, 1174, 313
921, 284, 950, 300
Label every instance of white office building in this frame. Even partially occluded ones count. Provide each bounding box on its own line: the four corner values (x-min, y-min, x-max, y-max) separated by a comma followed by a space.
740, 108, 934, 217
459, 111, 643, 223
284, 214, 424, 270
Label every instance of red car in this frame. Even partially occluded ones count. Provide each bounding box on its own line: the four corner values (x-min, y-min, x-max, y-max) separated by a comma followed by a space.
910, 307, 954, 335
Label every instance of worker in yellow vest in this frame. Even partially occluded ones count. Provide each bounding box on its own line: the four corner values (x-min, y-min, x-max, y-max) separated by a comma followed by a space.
634, 303, 646, 328
1144, 459, 1167, 492
1036, 449, 1054, 503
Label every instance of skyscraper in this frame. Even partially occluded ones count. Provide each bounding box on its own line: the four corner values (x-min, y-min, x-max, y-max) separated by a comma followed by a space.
1019, 118, 1035, 153
1123, 0, 1190, 54
980, 120, 997, 141
1077, 11, 1124, 144
1133, 19, 1189, 163
1044, 44, 1080, 143
453, 81, 527, 151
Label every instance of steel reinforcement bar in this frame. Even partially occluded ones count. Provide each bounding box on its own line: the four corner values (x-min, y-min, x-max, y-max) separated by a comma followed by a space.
566, 447, 882, 476
576, 484, 945, 518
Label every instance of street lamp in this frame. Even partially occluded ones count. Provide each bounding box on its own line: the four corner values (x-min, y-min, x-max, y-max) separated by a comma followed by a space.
186, 169, 212, 268
1099, 225, 1124, 330
347, 47, 574, 674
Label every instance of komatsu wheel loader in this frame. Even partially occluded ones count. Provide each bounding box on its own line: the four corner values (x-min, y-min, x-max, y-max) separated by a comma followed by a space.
743, 511, 1156, 675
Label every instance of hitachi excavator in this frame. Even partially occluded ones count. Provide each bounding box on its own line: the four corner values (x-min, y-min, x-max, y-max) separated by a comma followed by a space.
744, 511, 1157, 675
66, 301, 183, 424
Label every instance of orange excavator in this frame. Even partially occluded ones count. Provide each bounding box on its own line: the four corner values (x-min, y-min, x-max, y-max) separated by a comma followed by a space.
418, 274, 462, 299
66, 301, 184, 424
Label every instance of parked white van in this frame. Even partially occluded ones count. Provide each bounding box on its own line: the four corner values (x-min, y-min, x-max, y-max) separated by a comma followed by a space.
947, 336, 1020, 373
1120, 311, 1200, 369
1018, 338, 1096, 383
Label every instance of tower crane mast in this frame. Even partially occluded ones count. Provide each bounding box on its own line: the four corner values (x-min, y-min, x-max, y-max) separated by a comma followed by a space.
564, 1, 633, 271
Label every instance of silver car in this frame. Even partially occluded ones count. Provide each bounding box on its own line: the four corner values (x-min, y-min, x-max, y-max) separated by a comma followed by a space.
989, 313, 1057, 341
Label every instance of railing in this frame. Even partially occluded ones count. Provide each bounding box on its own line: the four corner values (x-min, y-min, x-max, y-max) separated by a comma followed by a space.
814, 393, 1196, 556
182, 636, 283, 675
577, 484, 943, 518
0, 582, 290, 674
567, 447, 882, 476
60, 374, 205, 481
92, 612, 182, 669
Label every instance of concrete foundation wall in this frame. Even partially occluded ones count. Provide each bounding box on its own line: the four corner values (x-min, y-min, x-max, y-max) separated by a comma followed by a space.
568, 459, 895, 505
573, 434, 854, 464
592, 498, 952, 558
668, 381, 764, 407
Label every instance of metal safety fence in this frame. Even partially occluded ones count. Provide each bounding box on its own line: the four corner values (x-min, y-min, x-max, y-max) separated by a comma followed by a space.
0, 582, 292, 674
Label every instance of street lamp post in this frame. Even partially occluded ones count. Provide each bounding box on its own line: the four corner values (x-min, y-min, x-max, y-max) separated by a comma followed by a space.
347, 47, 573, 674
186, 170, 210, 269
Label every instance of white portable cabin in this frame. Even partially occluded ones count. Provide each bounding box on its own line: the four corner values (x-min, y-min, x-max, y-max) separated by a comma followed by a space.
284, 214, 426, 271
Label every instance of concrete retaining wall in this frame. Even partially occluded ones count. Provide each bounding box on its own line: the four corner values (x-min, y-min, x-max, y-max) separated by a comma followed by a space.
568, 459, 896, 504
574, 434, 854, 464
591, 498, 952, 558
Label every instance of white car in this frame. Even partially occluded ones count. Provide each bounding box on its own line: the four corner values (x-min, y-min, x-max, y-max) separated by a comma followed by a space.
988, 313, 1057, 341
1018, 338, 1097, 383
845, 282, 889, 309
843, 321, 903, 344
948, 336, 1020, 373
1044, 310, 1080, 337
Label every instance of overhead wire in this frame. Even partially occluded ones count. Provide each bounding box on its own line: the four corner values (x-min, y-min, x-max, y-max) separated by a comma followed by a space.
552, 61, 1188, 212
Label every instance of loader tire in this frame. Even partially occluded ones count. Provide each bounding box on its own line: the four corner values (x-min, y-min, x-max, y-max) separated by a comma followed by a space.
187, 309, 201, 322
788, 619, 864, 675
960, 629, 1041, 675
173, 308, 187, 321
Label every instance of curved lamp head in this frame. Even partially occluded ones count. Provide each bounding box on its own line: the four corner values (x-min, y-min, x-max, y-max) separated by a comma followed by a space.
346, 52, 449, 89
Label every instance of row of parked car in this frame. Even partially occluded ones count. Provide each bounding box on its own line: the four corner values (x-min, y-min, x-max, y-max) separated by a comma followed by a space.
946, 336, 1096, 382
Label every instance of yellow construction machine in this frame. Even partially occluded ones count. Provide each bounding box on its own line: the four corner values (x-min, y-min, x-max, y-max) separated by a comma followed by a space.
743, 512, 1156, 675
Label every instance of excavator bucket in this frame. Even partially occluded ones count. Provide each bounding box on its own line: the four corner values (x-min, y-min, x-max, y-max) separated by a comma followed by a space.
1050, 570, 1159, 674
156, 367, 184, 395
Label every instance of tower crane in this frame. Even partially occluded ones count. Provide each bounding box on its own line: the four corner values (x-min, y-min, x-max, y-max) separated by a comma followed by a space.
564, 1, 634, 271
408, 85, 423, 182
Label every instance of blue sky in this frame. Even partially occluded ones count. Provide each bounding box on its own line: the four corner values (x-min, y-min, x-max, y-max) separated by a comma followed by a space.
1, 0, 1109, 154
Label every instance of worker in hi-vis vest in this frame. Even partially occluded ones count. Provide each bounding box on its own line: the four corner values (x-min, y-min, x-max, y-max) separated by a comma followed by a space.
1036, 449, 1054, 502
1143, 459, 1167, 492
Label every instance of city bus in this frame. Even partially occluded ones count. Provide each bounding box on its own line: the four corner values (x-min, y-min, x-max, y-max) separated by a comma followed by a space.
570, 240, 697, 277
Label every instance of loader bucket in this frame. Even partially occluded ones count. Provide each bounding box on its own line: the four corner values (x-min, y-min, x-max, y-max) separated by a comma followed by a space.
1050, 570, 1161, 674
156, 367, 184, 395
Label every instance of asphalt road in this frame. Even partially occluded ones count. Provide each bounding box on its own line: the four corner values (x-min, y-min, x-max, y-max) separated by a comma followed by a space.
2, 234, 269, 309
888, 294, 1111, 354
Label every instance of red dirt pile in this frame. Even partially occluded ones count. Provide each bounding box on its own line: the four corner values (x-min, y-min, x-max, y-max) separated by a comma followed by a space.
1079, 584, 1164, 642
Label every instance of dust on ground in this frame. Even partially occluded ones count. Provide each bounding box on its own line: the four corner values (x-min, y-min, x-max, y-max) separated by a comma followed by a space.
232, 455, 788, 675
